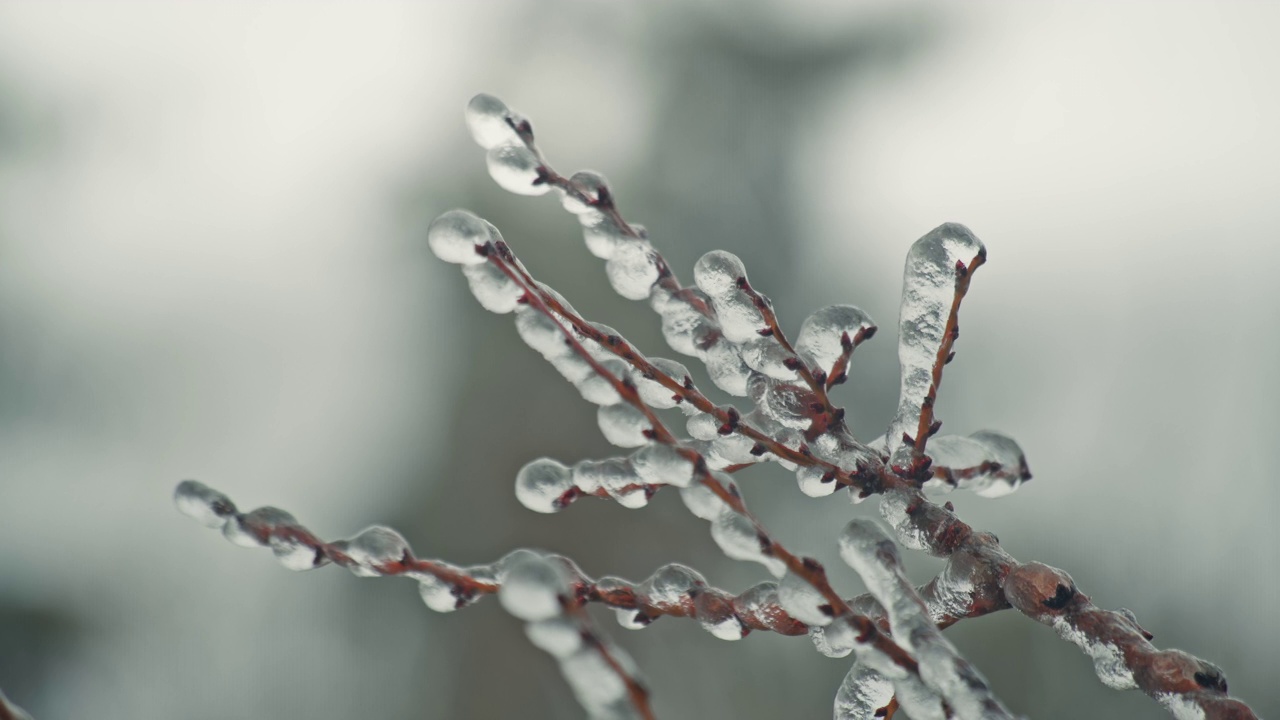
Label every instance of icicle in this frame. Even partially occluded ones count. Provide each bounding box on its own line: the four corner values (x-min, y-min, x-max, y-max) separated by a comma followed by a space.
886, 223, 985, 472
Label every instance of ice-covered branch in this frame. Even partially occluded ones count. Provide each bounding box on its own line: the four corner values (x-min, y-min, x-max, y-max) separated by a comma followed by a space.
876, 488, 1258, 719
432, 209, 927, 676
840, 519, 1016, 720
173, 480, 816, 640
884, 224, 986, 482
1004, 563, 1257, 720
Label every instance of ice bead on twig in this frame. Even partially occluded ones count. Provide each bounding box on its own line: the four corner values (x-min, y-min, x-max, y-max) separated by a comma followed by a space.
427, 209, 494, 265
925, 431, 1031, 497
796, 304, 875, 373
886, 223, 985, 478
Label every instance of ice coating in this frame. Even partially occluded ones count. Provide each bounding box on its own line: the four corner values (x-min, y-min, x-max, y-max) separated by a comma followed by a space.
462, 261, 522, 314
597, 403, 652, 449
515, 458, 575, 514
633, 357, 688, 409
582, 217, 625, 260
740, 336, 800, 381
711, 292, 767, 344
796, 465, 837, 498
926, 431, 1030, 497
605, 241, 660, 300
693, 250, 746, 297
427, 209, 493, 265
796, 304, 874, 371
640, 563, 706, 605
778, 570, 834, 626
464, 93, 522, 150
703, 340, 752, 396
575, 358, 628, 406
514, 304, 571, 359
839, 519, 1014, 720
174, 479, 236, 528
562, 170, 609, 215
652, 287, 717, 358
809, 618, 855, 658
686, 412, 719, 441
886, 223, 986, 472
877, 488, 932, 552
559, 648, 633, 718
485, 143, 550, 197
630, 443, 694, 488
679, 480, 732, 521
834, 663, 895, 719
1052, 616, 1138, 690
343, 526, 411, 578
499, 553, 568, 621
711, 508, 785, 577
223, 506, 295, 547
526, 616, 585, 658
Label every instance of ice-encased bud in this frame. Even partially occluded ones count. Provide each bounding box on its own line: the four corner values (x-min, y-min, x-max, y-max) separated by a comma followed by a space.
652, 286, 717, 358
174, 480, 236, 528
968, 431, 1029, 497
462, 261, 522, 314
604, 241, 659, 300
739, 336, 799, 381
485, 142, 550, 196
222, 506, 295, 547
795, 465, 837, 498
679, 478, 732, 520
810, 618, 856, 658
514, 304, 569, 358
581, 217, 624, 260
526, 616, 584, 659
877, 489, 931, 551
778, 570, 833, 626
344, 526, 410, 577
498, 553, 567, 622
427, 209, 493, 265
641, 563, 706, 605
417, 572, 462, 613
270, 534, 321, 571
704, 340, 751, 396
693, 250, 746, 297
631, 443, 695, 488
838, 519, 901, 588
834, 663, 895, 720
575, 358, 628, 406
597, 403, 652, 448
686, 412, 719, 441
712, 293, 767, 344
701, 615, 747, 641
712, 508, 785, 577
465, 93, 521, 149
561, 170, 609, 215
633, 357, 687, 410
796, 304, 874, 370
515, 458, 574, 514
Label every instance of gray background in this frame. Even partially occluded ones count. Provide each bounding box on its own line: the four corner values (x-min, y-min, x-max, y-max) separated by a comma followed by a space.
0, 1, 1276, 718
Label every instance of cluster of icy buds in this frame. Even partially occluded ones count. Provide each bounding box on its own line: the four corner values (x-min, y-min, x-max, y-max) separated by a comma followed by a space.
172, 94, 1257, 720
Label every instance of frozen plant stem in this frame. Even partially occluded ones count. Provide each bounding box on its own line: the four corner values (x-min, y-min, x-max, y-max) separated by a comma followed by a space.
173, 93, 1259, 720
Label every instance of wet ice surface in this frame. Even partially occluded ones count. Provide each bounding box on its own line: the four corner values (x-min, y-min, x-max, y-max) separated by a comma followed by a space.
833, 663, 894, 719
885, 223, 985, 472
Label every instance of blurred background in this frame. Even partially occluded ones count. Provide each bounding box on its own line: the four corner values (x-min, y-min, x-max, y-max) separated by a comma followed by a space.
0, 1, 1277, 718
